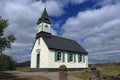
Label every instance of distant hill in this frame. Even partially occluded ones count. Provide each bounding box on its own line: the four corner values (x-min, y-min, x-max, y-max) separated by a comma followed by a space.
89, 62, 120, 67
16, 61, 30, 67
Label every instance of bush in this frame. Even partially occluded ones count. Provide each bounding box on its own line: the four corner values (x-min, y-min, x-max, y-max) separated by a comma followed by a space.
0, 54, 16, 71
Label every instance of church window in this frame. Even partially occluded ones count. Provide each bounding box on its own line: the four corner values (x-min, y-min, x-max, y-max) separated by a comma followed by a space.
57, 51, 62, 61
70, 53, 73, 61
55, 51, 64, 62
78, 54, 82, 62
68, 53, 76, 62
38, 25, 41, 32
45, 25, 48, 32
36, 49, 40, 54
39, 25, 41, 28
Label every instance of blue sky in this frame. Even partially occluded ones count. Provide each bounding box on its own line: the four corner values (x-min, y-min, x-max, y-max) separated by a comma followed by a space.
0, 0, 120, 64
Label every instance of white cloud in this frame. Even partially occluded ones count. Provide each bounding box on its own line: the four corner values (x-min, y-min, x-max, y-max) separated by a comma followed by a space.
51, 28, 57, 35
1, 0, 87, 62
95, 0, 120, 7
62, 2, 120, 63
47, 0, 87, 5
1, 0, 120, 63
0, 0, 64, 62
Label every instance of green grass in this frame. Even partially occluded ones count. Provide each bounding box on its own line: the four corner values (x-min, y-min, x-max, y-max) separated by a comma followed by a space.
68, 71, 90, 80
16, 66, 30, 71
97, 65, 120, 75
68, 63, 120, 80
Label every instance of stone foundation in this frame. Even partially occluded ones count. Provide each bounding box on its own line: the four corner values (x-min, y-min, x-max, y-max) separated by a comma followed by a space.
24, 68, 88, 72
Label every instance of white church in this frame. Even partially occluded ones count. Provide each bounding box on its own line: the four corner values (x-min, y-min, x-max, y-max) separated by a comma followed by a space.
30, 8, 88, 71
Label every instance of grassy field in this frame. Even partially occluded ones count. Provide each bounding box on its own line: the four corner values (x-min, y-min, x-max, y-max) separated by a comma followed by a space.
68, 71, 91, 80
97, 64, 120, 75
16, 66, 30, 71
1, 63, 119, 80
68, 63, 120, 80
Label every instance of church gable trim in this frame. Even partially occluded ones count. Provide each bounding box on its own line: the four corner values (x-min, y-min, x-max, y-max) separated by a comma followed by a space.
30, 39, 36, 54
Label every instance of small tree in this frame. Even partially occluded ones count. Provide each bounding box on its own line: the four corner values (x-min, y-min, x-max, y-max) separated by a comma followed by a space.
0, 54, 16, 71
0, 16, 16, 54
0, 17, 16, 71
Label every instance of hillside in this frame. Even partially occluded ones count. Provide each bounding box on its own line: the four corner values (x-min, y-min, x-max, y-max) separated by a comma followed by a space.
16, 61, 30, 67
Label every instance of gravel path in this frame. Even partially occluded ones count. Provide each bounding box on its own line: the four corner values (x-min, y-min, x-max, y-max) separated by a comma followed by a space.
5, 71, 83, 80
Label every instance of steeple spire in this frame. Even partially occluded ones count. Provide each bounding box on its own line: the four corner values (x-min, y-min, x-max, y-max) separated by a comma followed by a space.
37, 8, 52, 25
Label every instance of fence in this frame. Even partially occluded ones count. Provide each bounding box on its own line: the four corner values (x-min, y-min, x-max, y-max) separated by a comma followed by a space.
58, 65, 120, 80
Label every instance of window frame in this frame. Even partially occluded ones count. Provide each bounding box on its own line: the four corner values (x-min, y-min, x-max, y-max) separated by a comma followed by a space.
78, 54, 82, 62
55, 51, 65, 62
38, 25, 41, 32
69, 53, 74, 62
45, 25, 49, 32
57, 51, 62, 61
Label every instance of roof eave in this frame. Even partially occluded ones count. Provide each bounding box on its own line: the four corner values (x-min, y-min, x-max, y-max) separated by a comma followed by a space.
37, 19, 52, 25
49, 48, 88, 54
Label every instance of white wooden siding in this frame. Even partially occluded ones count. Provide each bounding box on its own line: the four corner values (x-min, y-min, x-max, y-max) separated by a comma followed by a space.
31, 38, 88, 68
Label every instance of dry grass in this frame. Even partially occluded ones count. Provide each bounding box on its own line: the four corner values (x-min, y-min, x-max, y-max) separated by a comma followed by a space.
16, 66, 30, 71
68, 63, 120, 80
0, 72, 50, 80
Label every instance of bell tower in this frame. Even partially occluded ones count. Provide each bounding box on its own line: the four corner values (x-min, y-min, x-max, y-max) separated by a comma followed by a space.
37, 8, 52, 33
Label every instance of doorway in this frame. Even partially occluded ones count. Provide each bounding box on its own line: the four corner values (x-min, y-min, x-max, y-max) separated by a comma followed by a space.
36, 54, 40, 68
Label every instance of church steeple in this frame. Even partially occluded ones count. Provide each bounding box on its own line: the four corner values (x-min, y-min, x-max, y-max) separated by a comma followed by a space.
37, 8, 52, 33
37, 8, 52, 25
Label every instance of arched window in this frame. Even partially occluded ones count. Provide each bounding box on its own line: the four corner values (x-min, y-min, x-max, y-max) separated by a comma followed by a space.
36, 49, 40, 54
45, 25, 48, 32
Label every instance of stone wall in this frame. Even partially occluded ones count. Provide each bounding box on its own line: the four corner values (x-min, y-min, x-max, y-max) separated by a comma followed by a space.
90, 65, 120, 80
102, 74, 120, 80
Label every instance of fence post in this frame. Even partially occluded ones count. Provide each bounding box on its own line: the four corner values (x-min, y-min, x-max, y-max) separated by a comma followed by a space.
90, 66, 101, 80
59, 65, 67, 80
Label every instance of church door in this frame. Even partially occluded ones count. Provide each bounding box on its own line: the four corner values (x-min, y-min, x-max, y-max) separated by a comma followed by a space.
36, 54, 40, 68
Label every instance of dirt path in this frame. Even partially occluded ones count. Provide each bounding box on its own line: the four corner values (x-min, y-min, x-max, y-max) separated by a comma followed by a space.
0, 71, 50, 80
5, 71, 83, 80
18, 75, 50, 80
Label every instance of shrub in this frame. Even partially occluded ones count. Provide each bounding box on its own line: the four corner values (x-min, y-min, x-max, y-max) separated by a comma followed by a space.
0, 54, 16, 71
